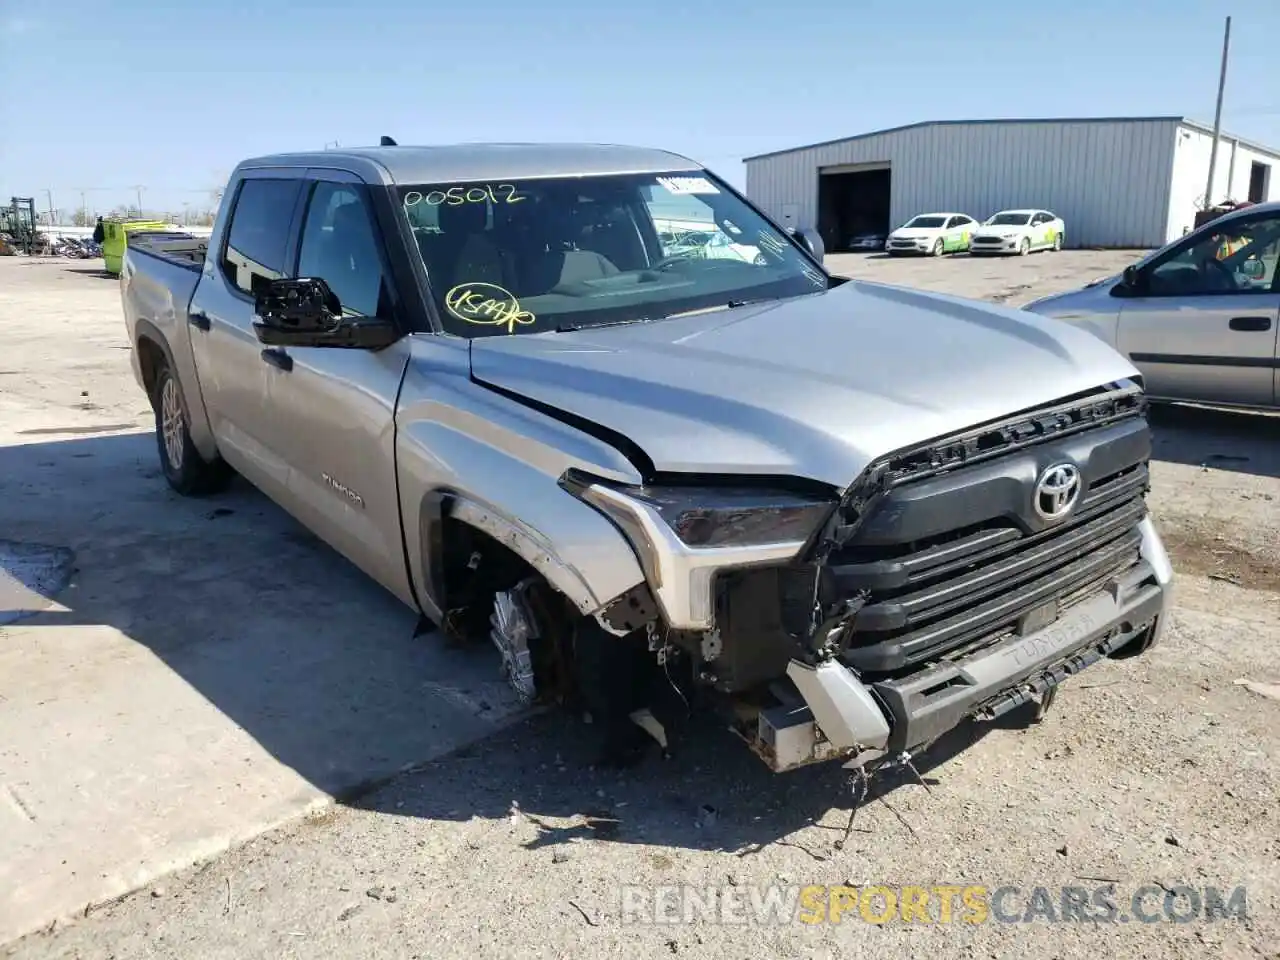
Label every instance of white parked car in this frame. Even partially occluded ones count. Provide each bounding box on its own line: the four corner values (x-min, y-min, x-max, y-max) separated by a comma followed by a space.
885, 213, 978, 256
970, 209, 1065, 256
701, 230, 767, 264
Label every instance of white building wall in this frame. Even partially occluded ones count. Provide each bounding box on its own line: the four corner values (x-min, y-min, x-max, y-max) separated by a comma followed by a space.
1166, 125, 1280, 240
745, 119, 1181, 248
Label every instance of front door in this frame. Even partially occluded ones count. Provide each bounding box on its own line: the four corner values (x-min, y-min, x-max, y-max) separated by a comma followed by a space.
1116, 209, 1280, 408
251, 173, 417, 607
188, 172, 306, 500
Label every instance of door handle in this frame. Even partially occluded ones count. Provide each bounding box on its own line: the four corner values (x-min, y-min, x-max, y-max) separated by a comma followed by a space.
188, 311, 210, 331
260, 348, 293, 372
1229, 316, 1272, 332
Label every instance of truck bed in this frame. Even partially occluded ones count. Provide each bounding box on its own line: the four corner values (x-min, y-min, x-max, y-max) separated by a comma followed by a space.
128, 232, 208, 271
122, 234, 207, 360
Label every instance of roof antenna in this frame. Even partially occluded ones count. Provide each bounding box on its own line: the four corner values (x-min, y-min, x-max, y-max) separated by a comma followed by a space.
379, 135, 398, 146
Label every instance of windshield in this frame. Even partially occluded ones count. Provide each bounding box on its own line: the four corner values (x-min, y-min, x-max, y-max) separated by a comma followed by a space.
986, 213, 1031, 226
903, 216, 946, 229
397, 172, 826, 337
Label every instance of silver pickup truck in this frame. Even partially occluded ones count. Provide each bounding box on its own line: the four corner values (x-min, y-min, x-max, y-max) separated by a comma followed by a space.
120, 141, 1173, 774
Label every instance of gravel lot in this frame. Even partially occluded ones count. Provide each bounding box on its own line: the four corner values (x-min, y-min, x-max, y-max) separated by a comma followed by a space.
4, 251, 1279, 960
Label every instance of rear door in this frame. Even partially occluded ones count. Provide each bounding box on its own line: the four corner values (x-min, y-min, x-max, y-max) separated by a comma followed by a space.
188, 171, 306, 499
1116, 209, 1280, 407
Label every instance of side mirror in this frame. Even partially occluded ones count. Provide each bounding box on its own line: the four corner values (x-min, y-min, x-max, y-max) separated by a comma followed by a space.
1120, 263, 1142, 291
252, 277, 398, 349
788, 226, 825, 262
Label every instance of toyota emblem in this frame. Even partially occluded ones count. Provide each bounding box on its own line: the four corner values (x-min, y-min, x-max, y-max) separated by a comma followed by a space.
1034, 463, 1081, 521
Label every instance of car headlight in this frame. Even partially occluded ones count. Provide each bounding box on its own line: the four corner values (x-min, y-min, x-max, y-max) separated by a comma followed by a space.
560, 470, 838, 629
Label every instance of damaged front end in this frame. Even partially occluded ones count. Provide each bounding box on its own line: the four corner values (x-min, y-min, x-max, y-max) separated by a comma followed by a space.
556, 380, 1173, 774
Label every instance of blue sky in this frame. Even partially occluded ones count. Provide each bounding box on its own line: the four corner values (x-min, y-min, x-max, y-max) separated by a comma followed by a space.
2, 0, 1277, 217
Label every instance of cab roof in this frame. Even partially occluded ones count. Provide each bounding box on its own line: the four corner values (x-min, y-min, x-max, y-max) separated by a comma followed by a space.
239, 142, 704, 185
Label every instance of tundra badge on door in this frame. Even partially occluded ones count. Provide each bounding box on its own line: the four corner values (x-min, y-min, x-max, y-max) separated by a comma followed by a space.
322, 473, 365, 509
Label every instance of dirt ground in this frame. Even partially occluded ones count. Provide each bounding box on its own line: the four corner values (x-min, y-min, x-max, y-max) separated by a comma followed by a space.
3, 251, 1279, 960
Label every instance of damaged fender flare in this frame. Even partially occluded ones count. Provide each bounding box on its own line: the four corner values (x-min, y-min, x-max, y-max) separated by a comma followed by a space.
421, 492, 645, 623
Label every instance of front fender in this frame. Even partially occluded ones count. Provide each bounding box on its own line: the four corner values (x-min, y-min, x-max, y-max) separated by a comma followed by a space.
401, 422, 646, 618
394, 337, 648, 622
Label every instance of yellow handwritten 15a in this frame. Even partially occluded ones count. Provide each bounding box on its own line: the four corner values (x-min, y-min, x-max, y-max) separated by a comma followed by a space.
443, 283, 535, 334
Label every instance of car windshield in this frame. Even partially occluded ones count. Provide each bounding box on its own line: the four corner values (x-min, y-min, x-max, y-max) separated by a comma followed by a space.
987, 213, 1032, 226
397, 172, 827, 337
903, 216, 946, 229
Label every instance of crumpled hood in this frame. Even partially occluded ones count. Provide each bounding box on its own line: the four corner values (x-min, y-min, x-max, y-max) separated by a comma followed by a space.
468, 280, 1140, 489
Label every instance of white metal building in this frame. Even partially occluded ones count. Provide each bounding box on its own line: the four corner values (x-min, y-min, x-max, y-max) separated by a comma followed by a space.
743, 116, 1280, 251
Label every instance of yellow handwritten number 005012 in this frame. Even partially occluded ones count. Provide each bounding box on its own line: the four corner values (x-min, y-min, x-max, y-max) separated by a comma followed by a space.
404, 184, 524, 207
444, 283, 536, 334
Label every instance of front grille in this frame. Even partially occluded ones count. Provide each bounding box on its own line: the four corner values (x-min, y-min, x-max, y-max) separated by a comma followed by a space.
822, 385, 1151, 675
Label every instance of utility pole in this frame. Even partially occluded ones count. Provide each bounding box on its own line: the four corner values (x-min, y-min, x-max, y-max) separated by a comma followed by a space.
1203, 15, 1231, 210
45, 188, 56, 226
132, 185, 145, 216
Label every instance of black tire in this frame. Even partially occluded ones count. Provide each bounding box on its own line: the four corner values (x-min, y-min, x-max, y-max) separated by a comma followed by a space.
151, 361, 232, 496
931, 238, 944, 257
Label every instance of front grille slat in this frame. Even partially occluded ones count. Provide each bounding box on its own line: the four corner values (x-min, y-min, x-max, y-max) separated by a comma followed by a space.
828, 387, 1151, 674
842, 539, 1143, 673
853, 498, 1147, 632
831, 464, 1148, 592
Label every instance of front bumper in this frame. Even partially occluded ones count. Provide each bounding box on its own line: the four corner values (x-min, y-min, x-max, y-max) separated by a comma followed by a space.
970, 237, 1019, 254
774, 517, 1172, 768
886, 241, 930, 254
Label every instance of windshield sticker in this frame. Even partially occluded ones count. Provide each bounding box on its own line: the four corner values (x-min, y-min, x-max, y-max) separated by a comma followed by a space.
444, 282, 536, 334
404, 184, 525, 207
802, 266, 826, 289
756, 230, 787, 256
656, 176, 720, 196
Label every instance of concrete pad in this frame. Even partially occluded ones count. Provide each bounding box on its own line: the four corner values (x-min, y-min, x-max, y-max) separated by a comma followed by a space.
0, 260, 526, 942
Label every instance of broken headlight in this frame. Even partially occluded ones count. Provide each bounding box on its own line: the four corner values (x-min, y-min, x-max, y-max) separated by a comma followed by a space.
561, 471, 837, 549
561, 471, 838, 631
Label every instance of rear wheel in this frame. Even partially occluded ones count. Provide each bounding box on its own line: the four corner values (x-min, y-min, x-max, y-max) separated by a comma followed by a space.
152, 362, 232, 496
931, 238, 944, 257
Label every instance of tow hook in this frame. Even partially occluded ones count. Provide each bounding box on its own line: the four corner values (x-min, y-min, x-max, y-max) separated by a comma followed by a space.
1033, 685, 1057, 722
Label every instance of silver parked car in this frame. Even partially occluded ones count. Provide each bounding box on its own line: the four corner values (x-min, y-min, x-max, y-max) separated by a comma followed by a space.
1024, 202, 1280, 410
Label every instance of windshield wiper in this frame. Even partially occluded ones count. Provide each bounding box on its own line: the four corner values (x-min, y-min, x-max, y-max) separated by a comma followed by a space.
553, 297, 785, 333
555, 316, 659, 333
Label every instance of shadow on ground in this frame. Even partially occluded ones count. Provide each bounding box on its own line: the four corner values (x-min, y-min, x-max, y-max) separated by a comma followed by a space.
1, 432, 523, 803
347, 701, 1036, 856
58, 265, 115, 279
1149, 402, 1280, 479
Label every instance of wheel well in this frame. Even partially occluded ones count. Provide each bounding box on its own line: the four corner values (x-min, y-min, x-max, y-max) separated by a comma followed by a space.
438, 515, 580, 701
437, 515, 577, 637
136, 335, 166, 402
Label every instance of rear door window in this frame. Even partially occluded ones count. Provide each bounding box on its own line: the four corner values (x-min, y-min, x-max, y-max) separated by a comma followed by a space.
220, 177, 304, 296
